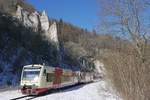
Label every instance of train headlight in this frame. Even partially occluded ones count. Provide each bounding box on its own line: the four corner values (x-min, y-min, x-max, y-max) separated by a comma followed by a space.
33, 76, 39, 82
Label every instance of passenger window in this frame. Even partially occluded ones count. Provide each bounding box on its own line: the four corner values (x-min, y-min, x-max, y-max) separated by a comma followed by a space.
61, 75, 70, 82
46, 73, 54, 82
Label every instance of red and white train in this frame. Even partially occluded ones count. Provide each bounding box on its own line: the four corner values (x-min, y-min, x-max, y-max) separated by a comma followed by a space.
20, 64, 93, 95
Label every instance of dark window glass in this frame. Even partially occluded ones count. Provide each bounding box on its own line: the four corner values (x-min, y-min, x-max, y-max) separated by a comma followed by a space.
46, 73, 55, 82
61, 75, 71, 82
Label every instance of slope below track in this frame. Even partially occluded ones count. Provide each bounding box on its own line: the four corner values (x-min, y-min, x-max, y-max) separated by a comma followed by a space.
0, 80, 121, 100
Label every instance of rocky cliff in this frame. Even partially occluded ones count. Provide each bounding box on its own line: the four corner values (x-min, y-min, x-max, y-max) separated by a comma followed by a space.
0, 6, 61, 86
16, 5, 59, 44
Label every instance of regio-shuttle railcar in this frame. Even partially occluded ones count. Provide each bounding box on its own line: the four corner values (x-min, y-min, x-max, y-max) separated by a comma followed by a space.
20, 64, 93, 95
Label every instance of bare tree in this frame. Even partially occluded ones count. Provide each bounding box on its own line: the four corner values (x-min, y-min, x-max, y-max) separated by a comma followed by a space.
98, 0, 150, 100
98, 0, 150, 66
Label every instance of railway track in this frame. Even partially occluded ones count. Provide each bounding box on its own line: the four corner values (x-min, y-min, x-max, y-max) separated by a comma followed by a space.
10, 83, 87, 100
10, 95, 39, 100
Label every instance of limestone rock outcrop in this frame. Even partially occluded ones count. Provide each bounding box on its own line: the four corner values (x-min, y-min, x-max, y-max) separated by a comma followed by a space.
93, 60, 105, 78
15, 5, 59, 44
39, 11, 49, 32
48, 22, 59, 43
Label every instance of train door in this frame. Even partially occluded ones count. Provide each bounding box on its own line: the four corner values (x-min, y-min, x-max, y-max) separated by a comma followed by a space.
53, 68, 62, 89
46, 71, 55, 88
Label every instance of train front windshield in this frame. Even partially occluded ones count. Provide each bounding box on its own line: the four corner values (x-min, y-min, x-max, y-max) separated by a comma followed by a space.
22, 68, 41, 82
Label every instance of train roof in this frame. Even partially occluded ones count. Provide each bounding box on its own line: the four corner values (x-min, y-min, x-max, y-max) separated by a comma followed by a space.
23, 64, 79, 72
24, 64, 42, 67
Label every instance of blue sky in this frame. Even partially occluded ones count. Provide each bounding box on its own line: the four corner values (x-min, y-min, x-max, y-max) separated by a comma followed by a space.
27, 0, 99, 31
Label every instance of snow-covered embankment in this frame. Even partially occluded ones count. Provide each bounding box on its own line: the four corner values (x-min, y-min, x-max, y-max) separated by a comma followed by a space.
0, 80, 121, 100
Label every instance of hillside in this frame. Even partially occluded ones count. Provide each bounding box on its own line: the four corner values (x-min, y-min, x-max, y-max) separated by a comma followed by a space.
0, 12, 60, 86
0, 0, 102, 86
0, 2, 130, 96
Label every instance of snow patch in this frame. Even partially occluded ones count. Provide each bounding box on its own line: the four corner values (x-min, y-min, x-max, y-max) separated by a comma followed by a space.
0, 81, 121, 100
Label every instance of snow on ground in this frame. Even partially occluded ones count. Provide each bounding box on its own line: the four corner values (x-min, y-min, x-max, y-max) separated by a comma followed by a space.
0, 80, 121, 100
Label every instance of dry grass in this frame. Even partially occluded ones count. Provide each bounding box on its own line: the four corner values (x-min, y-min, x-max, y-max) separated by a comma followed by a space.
103, 44, 150, 100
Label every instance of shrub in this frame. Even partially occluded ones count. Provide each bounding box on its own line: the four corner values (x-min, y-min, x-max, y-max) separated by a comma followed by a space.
103, 43, 150, 100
